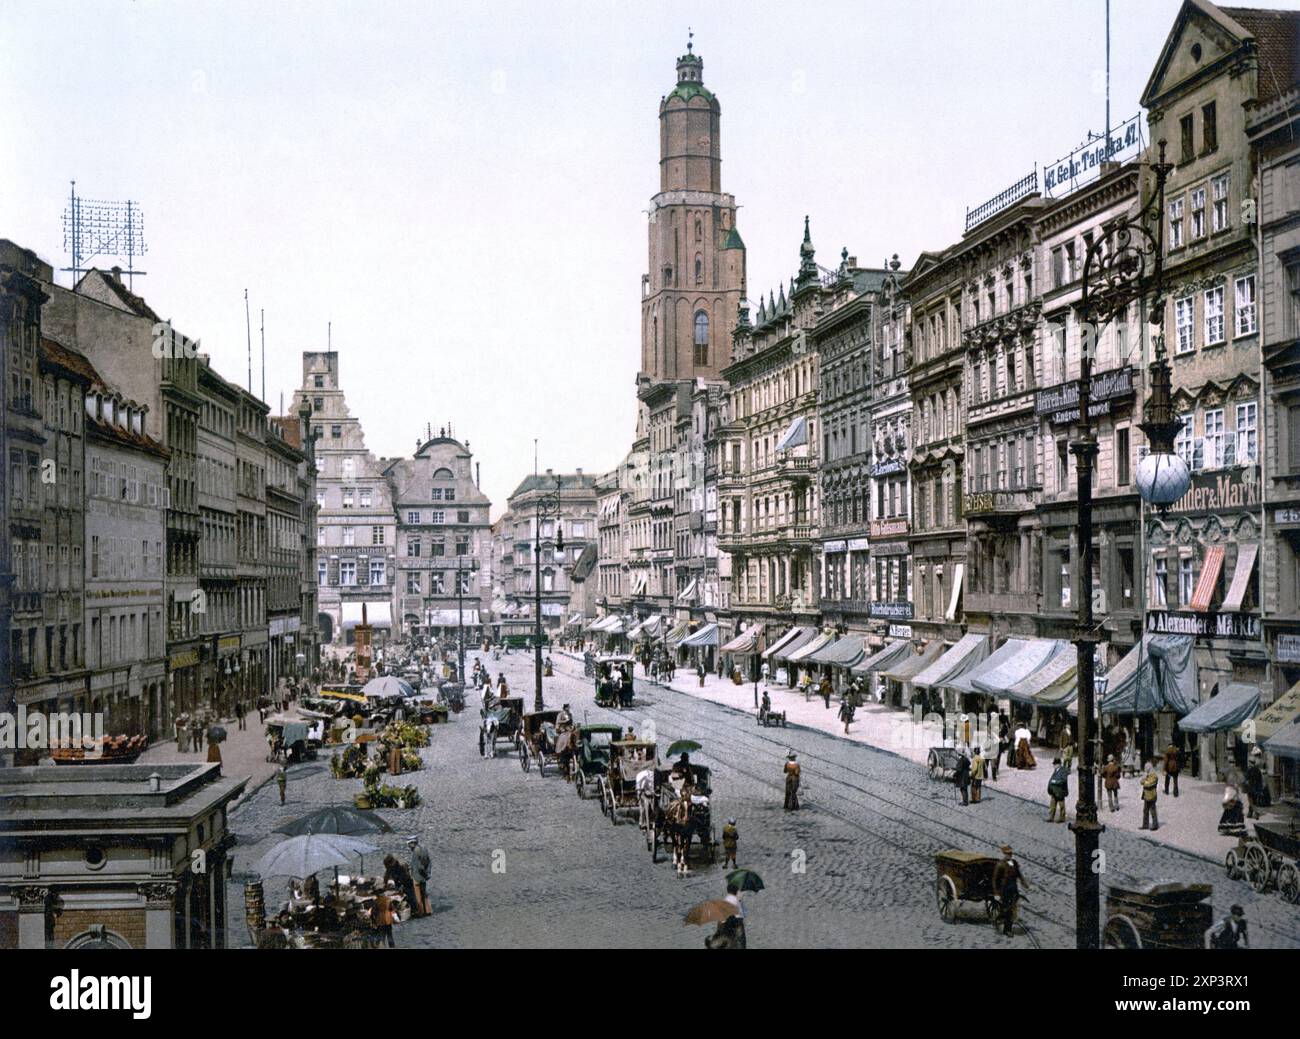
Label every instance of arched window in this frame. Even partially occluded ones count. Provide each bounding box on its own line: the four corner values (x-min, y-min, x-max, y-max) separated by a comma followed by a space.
693, 311, 709, 366
694, 255, 703, 282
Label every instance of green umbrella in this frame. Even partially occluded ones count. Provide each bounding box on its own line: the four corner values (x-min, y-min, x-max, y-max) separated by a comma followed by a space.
727, 868, 765, 893
666, 740, 702, 758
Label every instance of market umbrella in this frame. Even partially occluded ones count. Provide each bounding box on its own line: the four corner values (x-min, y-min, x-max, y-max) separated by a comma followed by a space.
726, 868, 765, 893
253, 834, 378, 879
361, 676, 415, 701
207, 725, 227, 744
684, 899, 739, 926
274, 806, 394, 837
666, 740, 702, 758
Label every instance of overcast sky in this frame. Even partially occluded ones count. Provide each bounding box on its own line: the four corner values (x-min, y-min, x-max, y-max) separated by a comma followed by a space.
3, 0, 1289, 516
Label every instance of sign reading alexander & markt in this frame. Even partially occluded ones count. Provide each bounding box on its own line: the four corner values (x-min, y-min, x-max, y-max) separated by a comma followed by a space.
1167, 466, 1261, 516
870, 601, 914, 620
1146, 610, 1261, 640
1034, 366, 1134, 425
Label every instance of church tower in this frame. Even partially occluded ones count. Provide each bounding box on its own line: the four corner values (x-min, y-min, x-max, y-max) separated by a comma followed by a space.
641, 36, 746, 383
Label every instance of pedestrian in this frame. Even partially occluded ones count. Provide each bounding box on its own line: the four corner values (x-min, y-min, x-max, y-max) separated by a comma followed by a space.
783, 752, 801, 811
1163, 740, 1181, 797
1245, 749, 1271, 819
820, 675, 833, 710
953, 748, 971, 806
697, 662, 706, 688
192, 718, 204, 753
992, 845, 1028, 937
1102, 754, 1122, 812
1013, 720, 1035, 769
722, 817, 739, 868
1140, 760, 1160, 831
1205, 905, 1249, 949
705, 882, 746, 949
407, 835, 431, 917
176, 716, 190, 753
1046, 757, 1069, 823
760, 660, 770, 686
1059, 729, 1075, 770
993, 712, 1008, 780
383, 854, 416, 914
838, 695, 855, 734
372, 889, 397, 948
276, 764, 287, 805
970, 745, 985, 804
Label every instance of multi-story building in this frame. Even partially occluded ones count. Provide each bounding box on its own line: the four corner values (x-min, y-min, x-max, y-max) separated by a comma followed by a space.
866, 258, 914, 654
686, 379, 724, 618
84, 374, 169, 739
595, 460, 632, 614
293, 351, 396, 648
387, 431, 491, 641
814, 253, 890, 641
266, 411, 308, 694
716, 222, 827, 654
234, 388, 269, 709
1139, 0, 1285, 778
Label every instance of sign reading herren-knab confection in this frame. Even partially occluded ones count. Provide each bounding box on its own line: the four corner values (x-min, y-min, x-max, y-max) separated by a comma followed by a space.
1167, 466, 1261, 516
1034, 366, 1134, 425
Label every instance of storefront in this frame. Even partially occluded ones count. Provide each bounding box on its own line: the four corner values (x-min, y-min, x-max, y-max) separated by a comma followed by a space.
1098, 634, 1197, 776
910, 632, 989, 713
852, 638, 913, 704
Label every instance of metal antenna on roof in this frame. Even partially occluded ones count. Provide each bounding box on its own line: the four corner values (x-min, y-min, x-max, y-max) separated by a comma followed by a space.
61, 181, 148, 290
260, 308, 266, 401
245, 289, 252, 393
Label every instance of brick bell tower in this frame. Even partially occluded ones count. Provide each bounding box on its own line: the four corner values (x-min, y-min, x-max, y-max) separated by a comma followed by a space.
641, 33, 746, 384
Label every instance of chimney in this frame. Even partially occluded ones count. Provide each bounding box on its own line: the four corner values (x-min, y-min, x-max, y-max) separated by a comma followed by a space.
475, 462, 480, 488
576, 467, 583, 476
111, 265, 123, 284
545, 468, 553, 477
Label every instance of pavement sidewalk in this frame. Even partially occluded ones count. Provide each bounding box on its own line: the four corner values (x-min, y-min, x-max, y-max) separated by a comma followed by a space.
561, 650, 1258, 867
137, 711, 275, 804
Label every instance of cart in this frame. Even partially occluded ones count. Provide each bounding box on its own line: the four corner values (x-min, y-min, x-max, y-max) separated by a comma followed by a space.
927, 746, 965, 781
519, 709, 563, 776
649, 764, 715, 864
757, 704, 787, 727
934, 850, 1000, 924
1102, 882, 1213, 949
1224, 819, 1300, 904
599, 740, 658, 825
593, 655, 636, 708
479, 697, 524, 758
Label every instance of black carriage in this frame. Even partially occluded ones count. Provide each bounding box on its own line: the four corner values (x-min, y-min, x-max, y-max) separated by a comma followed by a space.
519, 709, 563, 776
649, 763, 716, 864
572, 724, 625, 799
593, 655, 636, 708
599, 740, 658, 825
1102, 882, 1213, 949
934, 850, 1000, 924
1224, 818, 1300, 904
479, 697, 525, 758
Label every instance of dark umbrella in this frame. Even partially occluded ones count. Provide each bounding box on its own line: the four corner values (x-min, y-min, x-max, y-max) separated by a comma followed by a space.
726, 868, 765, 893
666, 740, 702, 758
275, 806, 394, 837
207, 725, 228, 744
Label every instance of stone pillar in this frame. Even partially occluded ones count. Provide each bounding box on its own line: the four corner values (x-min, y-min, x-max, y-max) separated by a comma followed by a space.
140, 882, 178, 949
16, 886, 49, 949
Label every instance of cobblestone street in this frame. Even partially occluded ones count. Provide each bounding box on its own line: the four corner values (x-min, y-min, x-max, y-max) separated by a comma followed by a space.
225, 649, 1300, 949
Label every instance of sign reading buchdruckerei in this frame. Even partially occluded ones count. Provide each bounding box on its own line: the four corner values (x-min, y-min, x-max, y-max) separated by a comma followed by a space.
870, 601, 914, 620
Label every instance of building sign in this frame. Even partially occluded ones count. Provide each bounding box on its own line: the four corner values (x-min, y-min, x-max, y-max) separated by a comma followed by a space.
1274, 508, 1300, 527
873, 540, 909, 557
1167, 467, 1261, 516
1276, 633, 1300, 664
1034, 366, 1134, 425
871, 458, 907, 477
218, 635, 241, 653
822, 540, 847, 554
963, 490, 1034, 515
1146, 610, 1261, 640
847, 537, 871, 552
1042, 114, 1144, 197
870, 518, 909, 538
169, 649, 200, 669
870, 601, 914, 620
888, 623, 913, 639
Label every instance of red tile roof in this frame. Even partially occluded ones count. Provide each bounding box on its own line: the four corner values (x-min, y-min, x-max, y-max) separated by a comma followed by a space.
40, 335, 100, 385
1223, 6, 1300, 101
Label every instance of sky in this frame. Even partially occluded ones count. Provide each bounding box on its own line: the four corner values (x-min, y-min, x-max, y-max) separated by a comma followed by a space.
2, 0, 1292, 517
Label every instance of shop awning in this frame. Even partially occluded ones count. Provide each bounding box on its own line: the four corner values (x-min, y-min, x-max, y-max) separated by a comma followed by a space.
945, 562, 965, 621
1263, 718, 1300, 760
786, 632, 833, 663
664, 621, 691, 646
881, 640, 944, 683
591, 614, 623, 633
627, 614, 661, 639
1190, 545, 1225, 611
961, 638, 1070, 698
1255, 679, 1300, 743
1099, 634, 1197, 716
1221, 543, 1258, 612
775, 415, 808, 451
1177, 683, 1261, 734
807, 635, 866, 668
541, 602, 564, 617
677, 579, 698, 604
852, 638, 913, 675
342, 601, 393, 629
630, 572, 649, 595
1004, 647, 1077, 707
680, 622, 718, 648
912, 632, 988, 690
426, 609, 480, 627
721, 626, 758, 654
565, 612, 584, 628
764, 626, 810, 659
774, 627, 819, 661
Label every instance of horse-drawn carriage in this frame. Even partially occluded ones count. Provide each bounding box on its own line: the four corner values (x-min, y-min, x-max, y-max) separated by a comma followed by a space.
927, 746, 966, 781
599, 739, 658, 825
1224, 817, 1300, 904
593, 655, 636, 708
1102, 882, 1213, 949
518, 709, 564, 776
648, 763, 716, 869
934, 850, 1001, 924
572, 724, 625, 799
479, 696, 524, 758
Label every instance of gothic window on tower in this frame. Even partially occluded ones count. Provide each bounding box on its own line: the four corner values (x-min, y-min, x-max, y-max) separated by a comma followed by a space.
694, 311, 709, 366
695, 254, 703, 283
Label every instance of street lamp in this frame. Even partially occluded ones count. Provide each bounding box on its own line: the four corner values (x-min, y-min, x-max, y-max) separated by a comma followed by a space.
455, 554, 478, 688
532, 473, 564, 712
1075, 140, 1179, 950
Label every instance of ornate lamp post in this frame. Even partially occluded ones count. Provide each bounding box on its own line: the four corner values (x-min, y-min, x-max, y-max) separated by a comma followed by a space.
1075, 141, 1187, 949
455, 555, 479, 687
532, 474, 564, 712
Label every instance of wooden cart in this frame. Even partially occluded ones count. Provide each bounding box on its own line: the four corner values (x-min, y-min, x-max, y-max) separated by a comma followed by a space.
1102, 882, 1212, 949
934, 850, 1000, 924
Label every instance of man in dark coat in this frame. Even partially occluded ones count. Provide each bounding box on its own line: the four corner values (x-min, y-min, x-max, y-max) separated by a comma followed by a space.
1163, 741, 1181, 797
953, 750, 971, 806
407, 836, 432, 917
1046, 757, 1070, 823
992, 845, 1029, 937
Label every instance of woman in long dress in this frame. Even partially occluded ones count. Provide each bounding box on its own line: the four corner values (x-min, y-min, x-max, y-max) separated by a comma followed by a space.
1014, 721, 1036, 769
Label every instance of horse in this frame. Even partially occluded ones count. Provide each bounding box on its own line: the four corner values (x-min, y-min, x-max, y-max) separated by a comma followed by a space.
658, 788, 699, 875
479, 713, 500, 758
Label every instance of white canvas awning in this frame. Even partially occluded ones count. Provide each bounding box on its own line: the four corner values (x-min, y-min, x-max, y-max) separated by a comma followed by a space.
1221, 543, 1258, 612
769, 626, 815, 660
786, 632, 833, 663
912, 632, 987, 690
677, 579, 698, 604
945, 562, 964, 621
426, 609, 480, 627
776, 415, 808, 451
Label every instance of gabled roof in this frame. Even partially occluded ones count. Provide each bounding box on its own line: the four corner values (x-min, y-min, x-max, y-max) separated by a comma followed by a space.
1224, 6, 1300, 100
79, 268, 161, 322
40, 335, 97, 385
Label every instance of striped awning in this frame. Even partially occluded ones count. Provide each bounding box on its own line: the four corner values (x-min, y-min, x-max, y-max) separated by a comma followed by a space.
1190, 545, 1225, 611
882, 641, 944, 683
911, 632, 988, 690
786, 632, 833, 663
805, 635, 866, 668
1255, 680, 1300, 743
1221, 543, 1258, 612
664, 621, 691, 646
1004, 647, 1077, 707
721, 626, 758, 653
680, 622, 719, 648
852, 638, 913, 675
959, 639, 1068, 698
764, 626, 810, 659
772, 627, 818, 661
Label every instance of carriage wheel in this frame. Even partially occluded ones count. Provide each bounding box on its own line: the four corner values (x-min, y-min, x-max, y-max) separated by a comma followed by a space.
610, 798, 619, 826
707, 824, 717, 863
1245, 845, 1272, 893
575, 773, 586, 799
1224, 848, 1243, 881
937, 876, 958, 924
1278, 862, 1300, 905
520, 747, 530, 772
537, 756, 547, 778
478, 729, 486, 758
651, 825, 660, 863
927, 750, 942, 780
1103, 916, 1142, 949
984, 898, 998, 922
